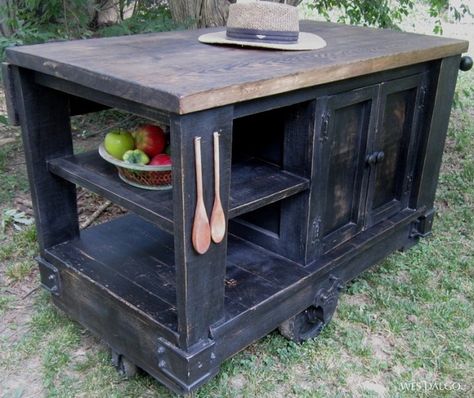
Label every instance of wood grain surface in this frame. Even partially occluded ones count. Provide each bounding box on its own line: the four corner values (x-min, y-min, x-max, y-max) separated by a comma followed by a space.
5, 21, 468, 114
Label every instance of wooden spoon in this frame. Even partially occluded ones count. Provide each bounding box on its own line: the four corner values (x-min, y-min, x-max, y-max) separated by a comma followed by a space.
192, 137, 211, 255
210, 132, 226, 244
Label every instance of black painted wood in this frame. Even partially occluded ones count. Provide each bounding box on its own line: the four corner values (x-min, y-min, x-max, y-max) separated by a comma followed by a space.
309, 85, 377, 258
229, 158, 309, 217
230, 101, 316, 263
170, 106, 233, 349
45, 212, 317, 329
1, 63, 20, 125
45, 240, 179, 338
413, 56, 461, 218
225, 264, 280, 309
69, 95, 110, 116
233, 63, 431, 119
46, 258, 191, 393
11, 66, 79, 253
34, 72, 170, 126
212, 209, 422, 363
48, 151, 308, 231
364, 73, 426, 227
227, 236, 310, 288
48, 152, 175, 233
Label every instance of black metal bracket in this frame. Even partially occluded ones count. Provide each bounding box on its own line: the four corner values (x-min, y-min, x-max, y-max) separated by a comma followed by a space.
37, 257, 61, 296
312, 275, 344, 325
156, 338, 217, 392
410, 208, 435, 239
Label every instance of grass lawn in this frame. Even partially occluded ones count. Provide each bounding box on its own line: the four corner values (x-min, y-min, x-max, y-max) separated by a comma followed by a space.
1, 11, 473, 398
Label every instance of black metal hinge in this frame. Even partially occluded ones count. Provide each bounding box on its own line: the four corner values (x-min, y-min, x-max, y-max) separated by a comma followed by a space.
418, 84, 427, 111
319, 112, 330, 142
311, 217, 322, 243
406, 174, 413, 193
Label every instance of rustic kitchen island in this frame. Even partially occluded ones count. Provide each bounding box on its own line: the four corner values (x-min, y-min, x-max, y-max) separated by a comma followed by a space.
2, 21, 470, 394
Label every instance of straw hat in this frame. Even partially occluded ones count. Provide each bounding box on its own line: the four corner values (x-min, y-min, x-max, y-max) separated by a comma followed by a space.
198, 1, 326, 51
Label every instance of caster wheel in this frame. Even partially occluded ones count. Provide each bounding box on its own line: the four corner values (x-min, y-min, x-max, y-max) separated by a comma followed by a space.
279, 306, 326, 343
111, 350, 138, 378
279, 275, 344, 343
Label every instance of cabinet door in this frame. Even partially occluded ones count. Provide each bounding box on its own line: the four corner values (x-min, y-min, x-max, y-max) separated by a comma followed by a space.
311, 86, 377, 256
365, 74, 427, 227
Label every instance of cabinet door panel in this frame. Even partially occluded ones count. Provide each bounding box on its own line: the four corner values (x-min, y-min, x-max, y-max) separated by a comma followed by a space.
324, 105, 366, 235
366, 74, 426, 226
311, 86, 377, 256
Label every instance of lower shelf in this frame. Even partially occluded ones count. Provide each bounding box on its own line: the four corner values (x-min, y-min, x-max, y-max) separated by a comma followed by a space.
44, 214, 310, 338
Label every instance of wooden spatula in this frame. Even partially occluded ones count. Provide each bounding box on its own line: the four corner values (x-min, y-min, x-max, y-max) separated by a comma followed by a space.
210, 132, 226, 244
192, 137, 211, 255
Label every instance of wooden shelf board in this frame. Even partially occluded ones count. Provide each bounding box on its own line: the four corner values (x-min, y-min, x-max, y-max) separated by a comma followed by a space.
48, 151, 175, 233
44, 214, 309, 333
229, 158, 309, 218
48, 151, 309, 229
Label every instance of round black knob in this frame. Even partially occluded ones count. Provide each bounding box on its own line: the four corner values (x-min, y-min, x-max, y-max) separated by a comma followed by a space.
460, 56, 473, 72
376, 151, 385, 162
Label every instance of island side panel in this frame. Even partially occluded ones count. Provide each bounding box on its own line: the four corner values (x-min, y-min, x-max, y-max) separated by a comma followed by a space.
170, 106, 233, 350
411, 55, 461, 233
11, 66, 79, 253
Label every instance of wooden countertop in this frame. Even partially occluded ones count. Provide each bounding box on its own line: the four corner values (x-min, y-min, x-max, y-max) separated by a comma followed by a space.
6, 21, 468, 114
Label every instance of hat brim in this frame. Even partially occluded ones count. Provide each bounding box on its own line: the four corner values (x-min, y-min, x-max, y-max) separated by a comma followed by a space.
198, 31, 326, 51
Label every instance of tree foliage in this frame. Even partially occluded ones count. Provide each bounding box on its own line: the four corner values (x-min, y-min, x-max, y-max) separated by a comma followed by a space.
307, 0, 471, 33
167, 0, 471, 30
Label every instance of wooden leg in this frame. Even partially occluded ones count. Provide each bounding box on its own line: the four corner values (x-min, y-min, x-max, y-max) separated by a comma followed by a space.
170, 106, 233, 350
412, 56, 460, 223
12, 66, 79, 253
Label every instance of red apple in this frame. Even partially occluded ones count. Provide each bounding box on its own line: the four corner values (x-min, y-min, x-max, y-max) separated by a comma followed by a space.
149, 153, 172, 166
133, 124, 166, 157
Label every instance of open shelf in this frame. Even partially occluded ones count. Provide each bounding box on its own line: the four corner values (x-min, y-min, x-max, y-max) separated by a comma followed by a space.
43, 214, 310, 336
48, 151, 175, 232
48, 151, 309, 233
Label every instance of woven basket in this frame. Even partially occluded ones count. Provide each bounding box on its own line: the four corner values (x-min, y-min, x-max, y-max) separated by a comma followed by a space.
99, 144, 172, 190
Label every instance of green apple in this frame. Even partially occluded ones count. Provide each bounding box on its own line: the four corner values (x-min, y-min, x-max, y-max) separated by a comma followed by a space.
104, 130, 135, 160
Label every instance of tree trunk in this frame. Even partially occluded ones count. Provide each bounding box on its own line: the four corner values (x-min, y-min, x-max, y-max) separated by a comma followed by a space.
0, 0, 13, 37
200, 0, 229, 27
169, 0, 303, 28
169, 0, 204, 28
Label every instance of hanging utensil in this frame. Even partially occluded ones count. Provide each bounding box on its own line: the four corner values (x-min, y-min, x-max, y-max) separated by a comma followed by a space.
210, 131, 226, 243
192, 137, 211, 255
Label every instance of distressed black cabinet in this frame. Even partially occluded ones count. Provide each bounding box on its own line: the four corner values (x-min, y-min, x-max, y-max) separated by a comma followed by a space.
311, 73, 429, 257
3, 21, 469, 395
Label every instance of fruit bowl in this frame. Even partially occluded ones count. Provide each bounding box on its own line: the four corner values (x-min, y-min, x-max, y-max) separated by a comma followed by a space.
98, 144, 172, 190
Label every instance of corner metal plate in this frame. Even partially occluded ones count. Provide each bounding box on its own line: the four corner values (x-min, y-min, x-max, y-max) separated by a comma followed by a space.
37, 257, 61, 296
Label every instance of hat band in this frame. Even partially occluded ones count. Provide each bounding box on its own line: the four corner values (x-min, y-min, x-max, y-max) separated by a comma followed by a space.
226, 27, 299, 44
